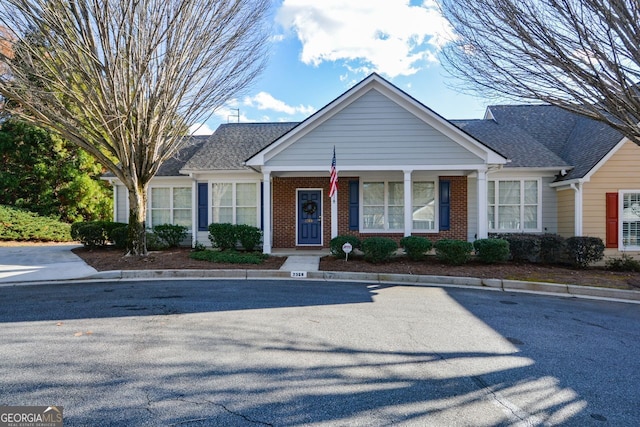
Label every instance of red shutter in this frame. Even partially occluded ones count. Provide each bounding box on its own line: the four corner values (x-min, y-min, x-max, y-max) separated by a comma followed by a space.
605, 192, 618, 248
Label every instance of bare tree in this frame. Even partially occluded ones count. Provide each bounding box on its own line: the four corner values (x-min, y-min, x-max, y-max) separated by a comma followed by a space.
0, 0, 271, 255
439, 0, 640, 146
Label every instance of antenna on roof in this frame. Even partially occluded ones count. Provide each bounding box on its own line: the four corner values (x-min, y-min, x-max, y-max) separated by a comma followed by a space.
227, 109, 240, 123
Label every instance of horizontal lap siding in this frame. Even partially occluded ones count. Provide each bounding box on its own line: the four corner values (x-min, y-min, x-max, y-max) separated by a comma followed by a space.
583, 140, 640, 240
556, 189, 574, 237
116, 185, 128, 223
266, 90, 482, 167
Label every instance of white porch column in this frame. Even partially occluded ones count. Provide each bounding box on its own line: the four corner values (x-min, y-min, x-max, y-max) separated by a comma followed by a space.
572, 182, 583, 236
331, 191, 338, 239
404, 170, 413, 237
262, 171, 272, 254
477, 169, 488, 239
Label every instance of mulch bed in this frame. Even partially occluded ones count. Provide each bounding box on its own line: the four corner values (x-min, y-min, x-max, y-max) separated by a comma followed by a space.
70, 246, 640, 290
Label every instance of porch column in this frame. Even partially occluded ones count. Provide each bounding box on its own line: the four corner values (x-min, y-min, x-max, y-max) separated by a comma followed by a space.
404, 170, 413, 237
331, 191, 338, 239
572, 182, 583, 236
262, 171, 272, 254
477, 169, 488, 239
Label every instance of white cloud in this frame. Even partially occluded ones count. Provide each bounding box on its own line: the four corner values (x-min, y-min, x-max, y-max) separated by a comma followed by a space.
276, 0, 456, 78
243, 91, 316, 116
189, 122, 214, 135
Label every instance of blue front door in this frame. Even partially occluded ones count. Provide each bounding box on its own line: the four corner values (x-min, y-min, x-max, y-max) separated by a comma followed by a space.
298, 190, 322, 245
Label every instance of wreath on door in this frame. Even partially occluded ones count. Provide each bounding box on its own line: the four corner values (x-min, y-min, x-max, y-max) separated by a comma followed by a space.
302, 200, 318, 216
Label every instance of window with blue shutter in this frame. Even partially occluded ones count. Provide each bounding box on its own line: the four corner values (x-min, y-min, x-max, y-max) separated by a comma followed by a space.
439, 180, 450, 231
197, 183, 208, 231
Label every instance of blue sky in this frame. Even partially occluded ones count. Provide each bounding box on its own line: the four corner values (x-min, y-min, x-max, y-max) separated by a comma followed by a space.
190, 0, 491, 135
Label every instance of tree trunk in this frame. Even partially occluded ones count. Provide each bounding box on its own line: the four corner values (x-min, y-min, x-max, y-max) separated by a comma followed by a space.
127, 184, 148, 256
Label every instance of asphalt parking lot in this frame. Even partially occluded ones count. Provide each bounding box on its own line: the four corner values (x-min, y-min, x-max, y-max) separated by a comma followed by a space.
0, 279, 638, 426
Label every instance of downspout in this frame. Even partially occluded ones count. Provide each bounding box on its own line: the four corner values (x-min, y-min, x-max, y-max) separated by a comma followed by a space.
570, 182, 583, 236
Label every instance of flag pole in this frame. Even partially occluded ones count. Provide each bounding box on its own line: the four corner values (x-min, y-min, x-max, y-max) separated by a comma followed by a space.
330, 145, 338, 239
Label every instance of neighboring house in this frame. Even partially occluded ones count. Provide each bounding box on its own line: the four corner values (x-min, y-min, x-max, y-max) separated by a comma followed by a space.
105, 73, 640, 256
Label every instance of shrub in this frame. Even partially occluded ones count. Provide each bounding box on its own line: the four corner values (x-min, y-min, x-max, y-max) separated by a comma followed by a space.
193, 241, 207, 252
190, 249, 267, 264
605, 254, 640, 272
0, 205, 72, 242
496, 234, 541, 263
235, 224, 262, 251
330, 235, 362, 258
434, 239, 473, 265
565, 236, 605, 268
77, 223, 107, 247
153, 224, 188, 248
400, 236, 432, 261
145, 231, 170, 251
361, 237, 398, 263
473, 238, 510, 264
208, 223, 237, 250
540, 234, 566, 264
110, 226, 129, 249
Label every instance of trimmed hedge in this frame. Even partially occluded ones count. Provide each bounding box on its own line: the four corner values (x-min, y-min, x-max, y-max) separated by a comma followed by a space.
236, 224, 262, 252
434, 239, 473, 265
72, 220, 128, 247
0, 205, 72, 242
361, 237, 398, 263
473, 238, 510, 264
400, 236, 432, 261
565, 236, 604, 268
208, 223, 263, 251
330, 235, 362, 258
208, 223, 237, 250
153, 224, 188, 248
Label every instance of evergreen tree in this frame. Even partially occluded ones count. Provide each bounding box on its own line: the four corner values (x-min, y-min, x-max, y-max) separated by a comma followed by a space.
0, 119, 112, 222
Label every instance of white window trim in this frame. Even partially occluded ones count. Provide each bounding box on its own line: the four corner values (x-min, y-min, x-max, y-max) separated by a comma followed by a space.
209, 180, 261, 227
488, 178, 542, 233
359, 179, 438, 233
618, 189, 640, 250
148, 185, 193, 230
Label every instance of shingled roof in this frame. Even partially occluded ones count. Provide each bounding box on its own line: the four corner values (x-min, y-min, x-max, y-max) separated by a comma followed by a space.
453, 105, 624, 181
182, 122, 298, 171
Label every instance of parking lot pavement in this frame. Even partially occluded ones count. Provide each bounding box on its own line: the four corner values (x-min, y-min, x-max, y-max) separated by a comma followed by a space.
0, 244, 97, 283
0, 279, 638, 426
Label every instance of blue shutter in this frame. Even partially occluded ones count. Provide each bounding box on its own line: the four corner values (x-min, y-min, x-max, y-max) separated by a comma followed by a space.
439, 180, 450, 231
197, 183, 208, 231
349, 180, 359, 230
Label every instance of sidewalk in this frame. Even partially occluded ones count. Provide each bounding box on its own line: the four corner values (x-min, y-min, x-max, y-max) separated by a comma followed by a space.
1, 244, 639, 303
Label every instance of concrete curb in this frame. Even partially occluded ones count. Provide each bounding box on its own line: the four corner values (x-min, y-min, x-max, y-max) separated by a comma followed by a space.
80, 269, 640, 304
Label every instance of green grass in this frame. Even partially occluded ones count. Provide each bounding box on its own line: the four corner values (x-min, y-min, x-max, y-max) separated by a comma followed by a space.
189, 249, 267, 265
0, 205, 72, 242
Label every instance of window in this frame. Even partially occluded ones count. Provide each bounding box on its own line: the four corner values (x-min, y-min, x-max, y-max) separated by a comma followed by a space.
150, 187, 192, 228
362, 180, 436, 231
413, 182, 435, 230
488, 180, 540, 231
211, 182, 258, 226
622, 192, 640, 248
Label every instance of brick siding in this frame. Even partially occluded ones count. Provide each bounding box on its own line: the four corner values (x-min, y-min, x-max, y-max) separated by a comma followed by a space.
271, 175, 468, 248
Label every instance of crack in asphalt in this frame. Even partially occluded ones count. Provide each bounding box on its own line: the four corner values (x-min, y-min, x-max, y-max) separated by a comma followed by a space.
155, 396, 274, 426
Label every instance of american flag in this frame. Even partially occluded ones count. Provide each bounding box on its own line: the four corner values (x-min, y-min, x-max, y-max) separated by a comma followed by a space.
329, 146, 338, 198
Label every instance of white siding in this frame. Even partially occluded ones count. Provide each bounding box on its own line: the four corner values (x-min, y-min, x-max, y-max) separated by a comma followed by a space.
115, 185, 128, 223
266, 89, 483, 168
